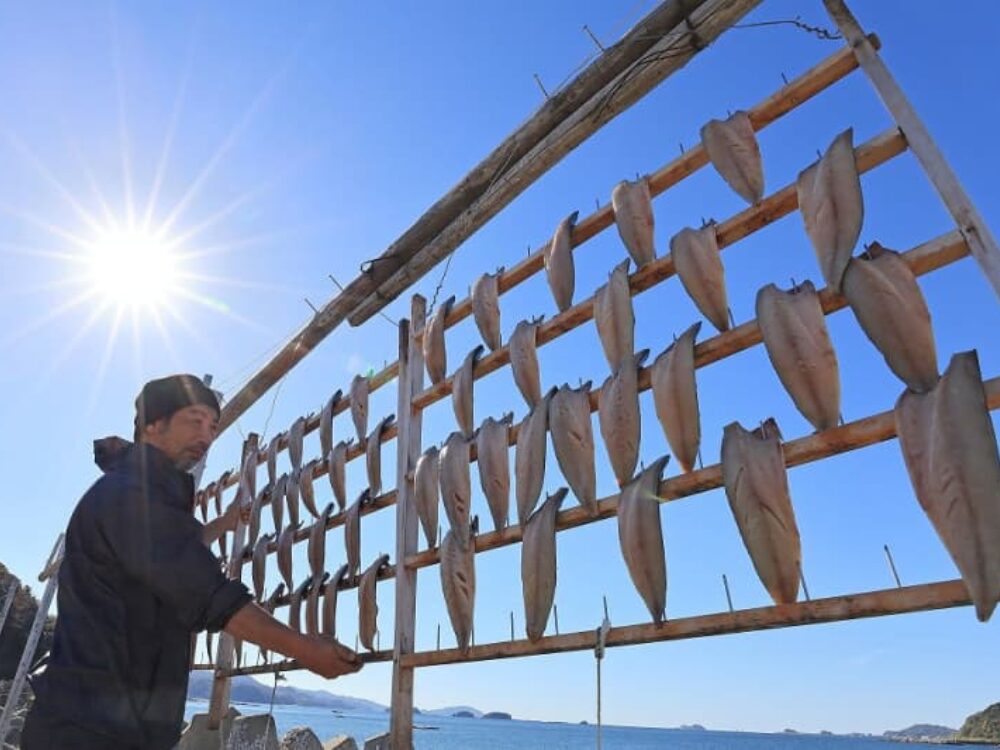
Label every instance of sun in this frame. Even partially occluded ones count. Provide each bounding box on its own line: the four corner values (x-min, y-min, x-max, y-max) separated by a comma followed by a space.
85, 224, 179, 309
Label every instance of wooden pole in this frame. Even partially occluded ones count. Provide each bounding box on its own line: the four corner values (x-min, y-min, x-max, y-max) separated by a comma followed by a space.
0, 579, 18, 639
400, 580, 969, 668
389, 295, 426, 749
823, 0, 1000, 299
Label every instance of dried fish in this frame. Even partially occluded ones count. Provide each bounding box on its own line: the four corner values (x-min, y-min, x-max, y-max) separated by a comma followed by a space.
358, 554, 390, 651
266, 434, 281, 493
414, 446, 441, 548
522, 487, 567, 641
440, 431, 472, 545
617, 456, 669, 623
288, 416, 306, 473
213, 474, 230, 559
309, 502, 335, 580
251, 533, 274, 603
721, 419, 802, 605
471, 270, 503, 351
298, 459, 321, 519
670, 225, 730, 333
549, 383, 597, 516
476, 413, 513, 532
611, 178, 655, 268
285, 470, 301, 529
288, 576, 311, 633
797, 128, 863, 292
306, 571, 330, 637
650, 322, 702, 473
344, 489, 369, 578
544, 211, 578, 312
452, 345, 484, 438
277, 521, 303, 591
350, 374, 369, 444
424, 295, 456, 385
260, 583, 285, 662
247, 487, 266, 551
516, 388, 557, 525
319, 389, 343, 460
509, 317, 544, 409
842, 242, 938, 392
440, 528, 476, 653
700, 110, 765, 204
756, 282, 841, 431
366, 415, 395, 497
328, 439, 353, 512
323, 564, 349, 638
599, 350, 648, 487
270, 474, 287, 535
593, 260, 635, 373
895, 350, 1000, 622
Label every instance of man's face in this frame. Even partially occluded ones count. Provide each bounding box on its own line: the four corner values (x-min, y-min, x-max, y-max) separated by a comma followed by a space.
145, 404, 219, 470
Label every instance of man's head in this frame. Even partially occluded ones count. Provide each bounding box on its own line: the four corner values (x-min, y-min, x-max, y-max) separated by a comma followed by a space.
134, 374, 221, 471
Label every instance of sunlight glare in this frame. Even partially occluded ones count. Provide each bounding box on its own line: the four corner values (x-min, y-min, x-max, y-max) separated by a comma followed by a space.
86, 226, 178, 308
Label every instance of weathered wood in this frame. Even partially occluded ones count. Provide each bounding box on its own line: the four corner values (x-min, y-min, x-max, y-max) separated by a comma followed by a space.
412, 128, 907, 409
390, 296, 426, 748
400, 580, 969, 667
0, 579, 19, 639
823, 0, 1000, 300
218, 649, 393, 678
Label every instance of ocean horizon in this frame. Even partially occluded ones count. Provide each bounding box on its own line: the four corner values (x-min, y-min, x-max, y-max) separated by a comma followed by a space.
184, 700, 980, 748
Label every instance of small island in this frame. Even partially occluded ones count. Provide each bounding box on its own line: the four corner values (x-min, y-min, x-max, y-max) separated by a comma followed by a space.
452, 710, 476, 719
481, 711, 512, 720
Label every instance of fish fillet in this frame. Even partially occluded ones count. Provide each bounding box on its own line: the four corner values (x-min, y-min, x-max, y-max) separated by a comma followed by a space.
424, 295, 455, 385
472, 270, 503, 351
440, 431, 472, 545
476, 413, 513, 532
756, 281, 841, 431
617, 456, 669, 623
366, 414, 396, 498
328, 439, 352, 512
842, 241, 938, 392
298, 459, 321, 519
593, 260, 635, 373
721, 418, 802, 605
306, 571, 329, 637
651, 322, 702, 473
414, 446, 441, 548
797, 128, 864, 292
611, 178, 655, 268
288, 415, 306, 473
440, 528, 476, 653
549, 383, 597, 516
544, 211, 578, 312
323, 564, 349, 638
345, 489, 368, 578
510, 316, 544, 408
895, 350, 1000, 622
670, 225, 731, 333
516, 388, 557, 525
359, 554, 390, 651
700, 110, 765, 204
599, 350, 648, 487
350, 374, 369, 444
277, 521, 302, 591
251, 532, 274, 603
452, 345, 484, 438
522, 487, 567, 641
319, 389, 343, 460
308, 502, 334, 580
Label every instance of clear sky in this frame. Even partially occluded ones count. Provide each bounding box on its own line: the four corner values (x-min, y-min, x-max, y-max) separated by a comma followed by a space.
2, 0, 998, 736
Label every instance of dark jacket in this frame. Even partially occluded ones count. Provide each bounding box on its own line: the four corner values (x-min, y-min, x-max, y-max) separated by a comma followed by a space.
28, 443, 251, 750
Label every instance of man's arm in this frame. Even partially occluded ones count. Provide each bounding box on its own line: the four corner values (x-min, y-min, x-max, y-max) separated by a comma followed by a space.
224, 601, 363, 679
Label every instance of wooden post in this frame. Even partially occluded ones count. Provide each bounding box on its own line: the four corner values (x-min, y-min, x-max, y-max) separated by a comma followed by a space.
823, 0, 1000, 299
0, 579, 18, 639
389, 295, 426, 748
0, 535, 63, 742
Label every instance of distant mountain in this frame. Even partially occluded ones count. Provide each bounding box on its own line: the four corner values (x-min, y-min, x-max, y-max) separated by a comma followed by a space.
186, 672, 386, 714
957, 702, 1000, 743
882, 724, 956, 740
421, 705, 484, 719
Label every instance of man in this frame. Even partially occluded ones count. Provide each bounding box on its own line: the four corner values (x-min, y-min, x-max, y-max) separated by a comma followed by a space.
21, 374, 362, 749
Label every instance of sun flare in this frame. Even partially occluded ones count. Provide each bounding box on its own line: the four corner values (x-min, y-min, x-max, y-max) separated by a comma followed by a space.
86, 225, 179, 309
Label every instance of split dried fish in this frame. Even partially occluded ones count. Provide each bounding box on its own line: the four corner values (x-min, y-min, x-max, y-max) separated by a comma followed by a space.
309, 502, 334, 580
895, 350, 1000, 622
593, 260, 635, 373
599, 350, 648, 487
440, 431, 472, 545
670, 224, 731, 333
288, 576, 311, 633
270, 474, 287, 534
472, 270, 503, 351
305, 571, 330, 637
509, 317, 544, 409
277, 521, 303, 591
757, 281, 841, 431
298, 459, 321, 519
544, 211, 578, 312
344, 490, 368, 579
842, 242, 938, 392
516, 388, 557, 526
424, 295, 456, 385
359, 554, 390, 651
319, 389, 343, 460
650, 322, 702, 473
260, 583, 285, 662
522, 487, 567, 641
328, 439, 353, 512
440, 528, 476, 653
266, 434, 281, 493
476, 413, 513, 532
285, 471, 301, 528
617, 456, 669, 623
549, 383, 597, 516
247, 487, 265, 551
700, 110, 765, 204
452, 345, 484, 438
251, 533, 274, 603
721, 419, 801, 605
797, 128, 863, 292
288, 416, 306, 474
350, 374, 369, 444
611, 178, 655, 268
323, 564, 349, 638
414, 446, 441, 548
366, 415, 395, 497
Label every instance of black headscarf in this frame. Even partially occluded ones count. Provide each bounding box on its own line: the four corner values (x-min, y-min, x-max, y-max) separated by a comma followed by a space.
133, 374, 220, 441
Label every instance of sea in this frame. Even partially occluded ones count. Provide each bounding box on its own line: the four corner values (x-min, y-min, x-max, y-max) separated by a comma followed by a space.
184, 700, 981, 748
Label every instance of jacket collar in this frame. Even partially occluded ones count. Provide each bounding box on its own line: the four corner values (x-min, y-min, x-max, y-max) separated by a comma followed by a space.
119, 442, 196, 511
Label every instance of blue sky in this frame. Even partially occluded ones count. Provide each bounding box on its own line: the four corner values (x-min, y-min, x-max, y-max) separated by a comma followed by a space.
2, 0, 999, 735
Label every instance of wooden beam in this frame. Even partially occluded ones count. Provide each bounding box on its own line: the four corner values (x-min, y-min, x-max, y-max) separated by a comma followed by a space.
823, 0, 1000, 299
390, 296, 426, 747
412, 127, 907, 410
219, 649, 393, 678
400, 580, 970, 667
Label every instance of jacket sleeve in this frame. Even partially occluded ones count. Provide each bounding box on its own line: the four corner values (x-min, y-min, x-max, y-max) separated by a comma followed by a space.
94, 481, 252, 633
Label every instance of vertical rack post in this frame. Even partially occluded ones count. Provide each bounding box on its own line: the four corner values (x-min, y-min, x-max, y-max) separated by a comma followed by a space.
823, 0, 1000, 298
0, 578, 19, 638
390, 294, 426, 748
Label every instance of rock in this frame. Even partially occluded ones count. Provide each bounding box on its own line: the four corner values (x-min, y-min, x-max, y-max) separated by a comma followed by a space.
957, 702, 1000, 743
177, 707, 240, 750
362, 731, 390, 750
280, 726, 323, 749
322, 736, 358, 750
225, 714, 279, 750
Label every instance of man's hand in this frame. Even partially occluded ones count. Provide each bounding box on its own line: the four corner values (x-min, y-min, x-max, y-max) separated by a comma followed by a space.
295, 636, 364, 679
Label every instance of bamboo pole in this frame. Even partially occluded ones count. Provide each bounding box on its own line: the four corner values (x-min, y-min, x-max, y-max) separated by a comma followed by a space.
824, 0, 1000, 299
400, 580, 969, 668
218, 650, 393, 678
